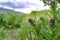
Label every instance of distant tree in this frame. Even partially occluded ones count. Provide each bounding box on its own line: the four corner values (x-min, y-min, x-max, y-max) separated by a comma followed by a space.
40, 0, 60, 19
40, 0, 60, 10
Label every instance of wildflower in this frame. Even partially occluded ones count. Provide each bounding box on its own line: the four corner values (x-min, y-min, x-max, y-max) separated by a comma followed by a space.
50, 18, 55, 25
28, 18, 33, 24
28, 18, 35, 26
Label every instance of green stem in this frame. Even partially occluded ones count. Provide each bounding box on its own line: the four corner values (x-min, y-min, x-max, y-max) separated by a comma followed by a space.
51, 0, 57, 19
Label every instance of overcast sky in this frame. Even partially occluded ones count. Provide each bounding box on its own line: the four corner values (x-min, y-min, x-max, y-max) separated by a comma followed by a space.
0, 0, 49, 14
0, 0, 39, 2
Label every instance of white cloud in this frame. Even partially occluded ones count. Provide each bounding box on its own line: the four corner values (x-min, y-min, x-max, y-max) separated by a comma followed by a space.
14, 0, 38, 2
0, 0, 8, 2
0, 0, 49, 14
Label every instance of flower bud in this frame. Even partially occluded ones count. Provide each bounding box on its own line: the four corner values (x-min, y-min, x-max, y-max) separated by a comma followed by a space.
28, 18, 33, 24
50, 18, 55, 25
28, 18, 35, 26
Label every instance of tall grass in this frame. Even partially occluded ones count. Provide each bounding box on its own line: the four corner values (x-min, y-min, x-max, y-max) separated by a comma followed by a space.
0, 9, 60, 40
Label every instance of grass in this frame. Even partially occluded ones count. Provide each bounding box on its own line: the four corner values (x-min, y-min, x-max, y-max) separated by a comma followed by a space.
0, 9, 60, 40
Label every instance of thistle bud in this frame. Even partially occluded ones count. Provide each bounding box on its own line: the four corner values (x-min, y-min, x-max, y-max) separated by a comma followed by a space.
28, 18, 33, 24
28, 18, 35, 26
50, 18, 55, 25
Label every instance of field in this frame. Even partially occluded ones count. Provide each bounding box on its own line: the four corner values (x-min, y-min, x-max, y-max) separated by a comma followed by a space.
0, 9, 60, 40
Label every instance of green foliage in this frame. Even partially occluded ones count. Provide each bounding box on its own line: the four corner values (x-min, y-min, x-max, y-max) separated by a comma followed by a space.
0, 12, 23, 29
41, 0, 60, 20
20, 10, 60, 40
0, 8, 60, 40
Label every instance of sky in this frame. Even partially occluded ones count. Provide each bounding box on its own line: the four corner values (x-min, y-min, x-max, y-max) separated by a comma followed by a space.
0, 0, 49, 14
0, 0, 39, 2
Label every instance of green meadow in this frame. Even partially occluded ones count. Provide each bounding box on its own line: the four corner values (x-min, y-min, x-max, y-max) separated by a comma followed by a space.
0, 8, 60, 40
